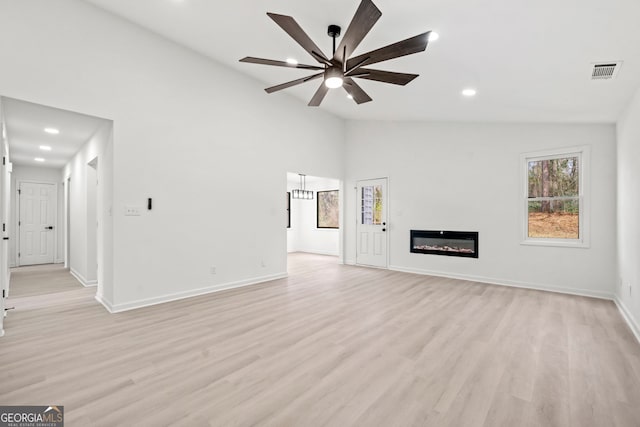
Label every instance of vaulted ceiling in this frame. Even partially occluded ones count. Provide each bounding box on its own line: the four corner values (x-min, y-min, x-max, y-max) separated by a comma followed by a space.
86, 0, 640, 123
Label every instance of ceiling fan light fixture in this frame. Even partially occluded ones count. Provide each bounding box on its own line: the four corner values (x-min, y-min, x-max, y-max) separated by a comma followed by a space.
325, 77, 344, 89
324, 67, 344, 89
286, 58, 298, 65
428, 31, 439, 42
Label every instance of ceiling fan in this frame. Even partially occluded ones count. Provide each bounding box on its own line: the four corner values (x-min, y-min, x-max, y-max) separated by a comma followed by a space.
240, 0, 432, 106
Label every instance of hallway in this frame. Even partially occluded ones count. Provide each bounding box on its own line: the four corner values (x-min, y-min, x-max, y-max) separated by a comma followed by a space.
7, 263, 94, 311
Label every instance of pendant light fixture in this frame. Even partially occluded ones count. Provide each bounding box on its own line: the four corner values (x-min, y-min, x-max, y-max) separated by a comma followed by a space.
292, 174, 314, 200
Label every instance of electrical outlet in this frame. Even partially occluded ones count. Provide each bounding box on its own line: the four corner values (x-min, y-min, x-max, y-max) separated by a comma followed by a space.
210, 266, 216, 275
125, 206, 141, 216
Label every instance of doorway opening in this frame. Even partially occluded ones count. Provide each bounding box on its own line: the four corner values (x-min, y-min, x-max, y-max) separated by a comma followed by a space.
86, 157, 98, 285
286, 172, 343, 273
0, 96, 113, 335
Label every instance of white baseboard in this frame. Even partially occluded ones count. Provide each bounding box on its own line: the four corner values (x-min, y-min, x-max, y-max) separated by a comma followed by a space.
614, 296, 640, 344
70, 268, 98, 287
344, 259, 356, 265
0, 329, 4, 337
294, 250, 340, 257
102, 272, 288, 314
55, 258, 64, 264
95, 294, 115, 313
388, 265, 614, 300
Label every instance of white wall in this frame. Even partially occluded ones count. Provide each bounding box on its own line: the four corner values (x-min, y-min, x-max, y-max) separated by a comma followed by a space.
287, 175, 340, 256
62, 121, 112, 291
344, 121, 617, 298
0, 0, 344, 311
10, 165, 63, 267
616, 85, 640, 339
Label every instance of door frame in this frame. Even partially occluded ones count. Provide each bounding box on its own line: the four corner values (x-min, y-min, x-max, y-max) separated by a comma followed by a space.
16, 179, 58, 267
355, 176, 389, 269
64, 176, 70, 269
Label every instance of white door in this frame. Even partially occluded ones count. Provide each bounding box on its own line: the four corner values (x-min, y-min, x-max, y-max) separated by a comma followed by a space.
356, 178, 388, 268
19, 182, 56, 266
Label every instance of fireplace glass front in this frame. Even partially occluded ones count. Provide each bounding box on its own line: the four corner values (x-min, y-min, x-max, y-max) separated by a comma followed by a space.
410, 230, 479, 258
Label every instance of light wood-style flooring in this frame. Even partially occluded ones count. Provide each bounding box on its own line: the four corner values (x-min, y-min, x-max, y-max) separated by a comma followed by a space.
1, 253, 640, 426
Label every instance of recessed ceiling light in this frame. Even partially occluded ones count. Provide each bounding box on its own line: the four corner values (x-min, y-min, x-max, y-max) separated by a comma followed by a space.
34, 157, 45, 162
347, 94, 354, 100
462, 88, 477, 97
44, 128, 59, 134
39, 145, 52, 151
428, 32, 439, 42
286, 58, 298, 65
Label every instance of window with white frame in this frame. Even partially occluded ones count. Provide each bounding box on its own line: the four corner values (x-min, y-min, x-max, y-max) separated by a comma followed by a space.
522, 146, 589, 247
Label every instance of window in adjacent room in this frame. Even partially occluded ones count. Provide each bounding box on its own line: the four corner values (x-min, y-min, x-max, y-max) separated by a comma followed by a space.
286, 192, 291, 228
317, 190, 339, 229
522, 146, 589, 247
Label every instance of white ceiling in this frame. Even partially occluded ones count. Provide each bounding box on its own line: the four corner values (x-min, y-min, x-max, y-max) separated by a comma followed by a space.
2, 97, 108, 169
84, 0, 640, 123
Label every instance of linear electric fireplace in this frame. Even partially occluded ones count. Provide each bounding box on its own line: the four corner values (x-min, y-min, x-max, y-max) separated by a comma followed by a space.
410, 230, 479, 258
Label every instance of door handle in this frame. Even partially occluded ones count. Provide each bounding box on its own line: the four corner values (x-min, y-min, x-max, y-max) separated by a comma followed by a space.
45, 226, 54, 230
382, 228, 386, 232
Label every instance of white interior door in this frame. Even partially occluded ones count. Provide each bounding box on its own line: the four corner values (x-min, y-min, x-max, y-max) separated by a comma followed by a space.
19, 182, 55, 266
356, 178, 388, 268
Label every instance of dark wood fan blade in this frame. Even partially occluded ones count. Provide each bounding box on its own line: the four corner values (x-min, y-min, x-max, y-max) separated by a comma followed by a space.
343, 78, 372, 104
308, 83, 330, 107
240, 57, 324, 70
333, 0, 382, 63
345, 32, 430, 70
351, 68, 419, 85
267, 13, 331, 65
265, 72, 324, 93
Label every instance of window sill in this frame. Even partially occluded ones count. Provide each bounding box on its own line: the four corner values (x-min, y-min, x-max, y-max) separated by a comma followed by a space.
521, 238, 590, 249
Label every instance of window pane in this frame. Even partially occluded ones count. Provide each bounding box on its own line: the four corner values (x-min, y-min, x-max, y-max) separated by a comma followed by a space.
528, 199, 579, 239
373, 185, 383, 224
361, 185, 383, 225
317, 190, 339, 228
286, 192, 290, 229
361, 186, 373, 225
528, 157, 579, 198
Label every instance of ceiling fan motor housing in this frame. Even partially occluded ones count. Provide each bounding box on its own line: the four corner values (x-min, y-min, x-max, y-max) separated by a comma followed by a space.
327, 25, 342, 38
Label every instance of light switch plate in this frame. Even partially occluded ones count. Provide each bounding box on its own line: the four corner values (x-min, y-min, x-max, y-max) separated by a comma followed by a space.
125, 206, 141, 216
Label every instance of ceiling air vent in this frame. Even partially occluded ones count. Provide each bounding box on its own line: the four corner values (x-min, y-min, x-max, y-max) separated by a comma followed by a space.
591, 62, 622, 80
